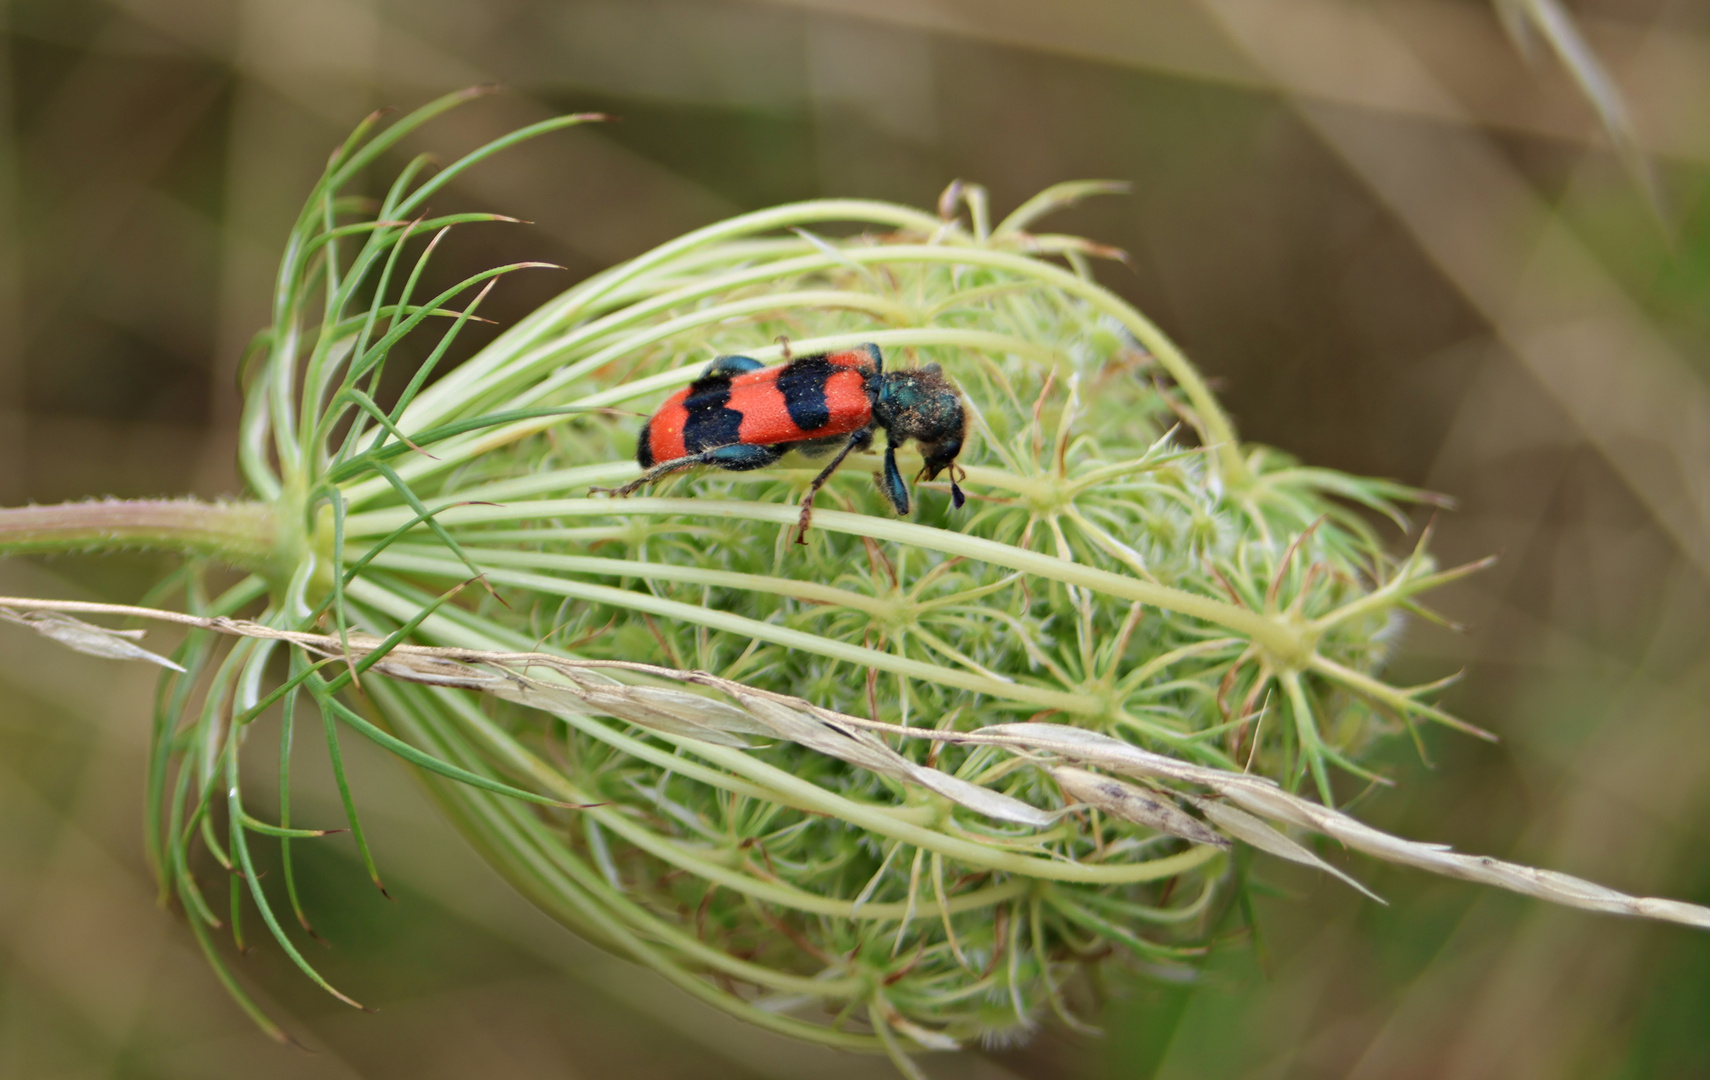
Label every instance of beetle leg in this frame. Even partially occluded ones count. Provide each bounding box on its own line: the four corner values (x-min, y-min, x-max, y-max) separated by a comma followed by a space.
592, 443, 782, 497
701, 354, 765, 378
793, 427, 871, 543
875, 439, 910, 516
703, 443, 787, 471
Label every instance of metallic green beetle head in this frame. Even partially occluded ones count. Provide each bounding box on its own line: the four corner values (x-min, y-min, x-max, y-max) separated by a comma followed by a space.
874, 363, 967, 514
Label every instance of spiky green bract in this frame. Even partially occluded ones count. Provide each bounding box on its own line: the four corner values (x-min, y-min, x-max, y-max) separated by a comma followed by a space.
153, 99, 1465, 1053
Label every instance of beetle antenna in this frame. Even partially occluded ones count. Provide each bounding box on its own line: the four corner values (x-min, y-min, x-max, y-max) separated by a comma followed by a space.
775, 334, 793, 362
950, 464, 966, 509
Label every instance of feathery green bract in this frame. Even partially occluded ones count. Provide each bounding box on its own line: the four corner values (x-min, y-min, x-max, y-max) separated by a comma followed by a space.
149, 96, 1466, 1058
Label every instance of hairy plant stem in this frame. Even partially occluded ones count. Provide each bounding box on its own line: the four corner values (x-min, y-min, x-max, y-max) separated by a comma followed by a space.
0, 499, 277, 574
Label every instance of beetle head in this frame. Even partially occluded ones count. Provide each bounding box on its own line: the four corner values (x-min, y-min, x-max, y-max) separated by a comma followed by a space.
876, 366, 968, 509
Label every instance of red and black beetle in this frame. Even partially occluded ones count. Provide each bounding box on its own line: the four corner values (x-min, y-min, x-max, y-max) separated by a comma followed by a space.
594, 343, 967, 538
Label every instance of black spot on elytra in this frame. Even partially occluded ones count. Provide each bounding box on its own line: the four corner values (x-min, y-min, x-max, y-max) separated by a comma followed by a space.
681, 374, 744, 452
775, 356, 835, 432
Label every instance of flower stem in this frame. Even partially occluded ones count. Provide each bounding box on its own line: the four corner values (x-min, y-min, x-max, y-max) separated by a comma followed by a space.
0, 499, 276, 573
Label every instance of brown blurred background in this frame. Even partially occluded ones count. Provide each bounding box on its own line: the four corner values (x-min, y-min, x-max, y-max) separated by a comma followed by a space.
1, 0, 1708, 1077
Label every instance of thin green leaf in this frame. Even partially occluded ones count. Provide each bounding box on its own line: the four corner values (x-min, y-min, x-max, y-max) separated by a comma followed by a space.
327, 86, 500, 193
277, 669, 318, 936
312, 683, 389, 897
329, 406, 598, 483
366, 459, 498, 602
374, 276, 504, 452
239, 813, 340, 840
390, 112, 605, 221
311, 687, 578, 810
182, 903, 293, 1044
227, 748, 369, 1010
